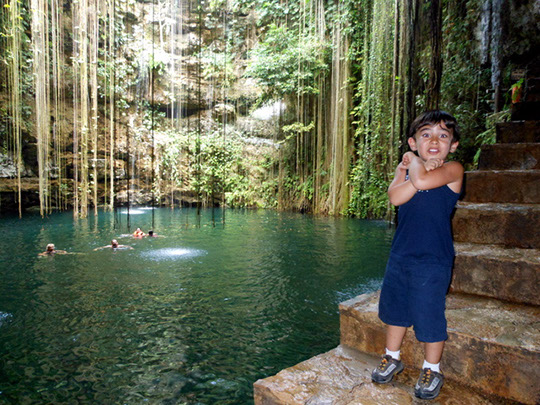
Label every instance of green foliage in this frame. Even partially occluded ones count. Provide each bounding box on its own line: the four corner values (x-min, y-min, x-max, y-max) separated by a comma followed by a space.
282, 121, 314, 135
224, 141, 279, 208
440, 0, 493, 167
472, 109, 510, 166
189, 132, 241, 198
348, 142, 391, 219
348, 0, 397, 219
157, 128, 279, 209
208, 0, 227, 13
201, 45, 236, 88
510, 78, 524, 103
245, 24, 330, 102
1, 0, 519, 219
0, 0, 33, 117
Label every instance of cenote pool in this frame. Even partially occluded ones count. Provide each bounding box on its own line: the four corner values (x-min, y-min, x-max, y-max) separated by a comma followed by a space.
0, 208, 393, 404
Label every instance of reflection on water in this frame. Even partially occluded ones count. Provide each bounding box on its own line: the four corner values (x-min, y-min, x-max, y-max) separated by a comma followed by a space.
0, 311, 12, 327
0, 208, 393, 404
120, 209, 146, 215
142, 247, 207, 260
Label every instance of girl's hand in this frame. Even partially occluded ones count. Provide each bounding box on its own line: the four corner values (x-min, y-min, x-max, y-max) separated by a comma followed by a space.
424, 158, 444, 171
402, 151, 417, 168
397, 161, 408, 172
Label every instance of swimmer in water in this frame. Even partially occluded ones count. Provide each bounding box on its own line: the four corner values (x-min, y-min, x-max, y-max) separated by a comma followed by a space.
133, 228, 145, 238
38, 243, 68, 256
147, 230, 166, 238
94, 239, 133, 251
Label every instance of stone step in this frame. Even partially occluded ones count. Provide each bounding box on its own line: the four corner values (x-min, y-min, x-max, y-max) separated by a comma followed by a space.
339, 292, 540, 404
478, 143, 540, 170
462, 170, 540, 204
452, 243, 540, 306
496, 121, 540, 143
253, 345, 519, 405
452, 202, 540, 249
511, 102, 540, 121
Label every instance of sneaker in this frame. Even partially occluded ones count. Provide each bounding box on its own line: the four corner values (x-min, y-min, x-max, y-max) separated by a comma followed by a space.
414, 368, 444, 400
371, 355, 404, 384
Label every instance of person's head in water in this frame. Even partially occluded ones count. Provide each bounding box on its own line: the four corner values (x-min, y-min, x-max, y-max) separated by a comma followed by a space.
133, 227, 145, 237
111, 239, 119, 248
40, 243, 67, 256
148, 230, 154, 237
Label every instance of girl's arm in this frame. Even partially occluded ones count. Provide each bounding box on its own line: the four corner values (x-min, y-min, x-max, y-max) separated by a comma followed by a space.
406, 152, 464, 193
388, 160, 418, 206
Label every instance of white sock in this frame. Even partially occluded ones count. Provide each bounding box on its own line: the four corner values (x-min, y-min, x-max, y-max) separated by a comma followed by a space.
385, 348, 401, 360
422, 360, 440, 373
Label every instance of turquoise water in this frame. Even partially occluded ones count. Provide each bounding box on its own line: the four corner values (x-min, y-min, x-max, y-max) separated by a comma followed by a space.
0, 208, 393, 404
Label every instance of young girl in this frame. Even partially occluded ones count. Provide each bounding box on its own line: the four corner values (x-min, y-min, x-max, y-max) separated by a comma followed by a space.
371, 110, 464, 400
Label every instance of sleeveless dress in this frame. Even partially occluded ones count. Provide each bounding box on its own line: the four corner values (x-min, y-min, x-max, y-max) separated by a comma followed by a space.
390, 184, 460, 265
378, 184, 460, 342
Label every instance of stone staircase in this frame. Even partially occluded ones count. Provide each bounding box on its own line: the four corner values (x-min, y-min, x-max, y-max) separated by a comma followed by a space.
253, 104, 540, 404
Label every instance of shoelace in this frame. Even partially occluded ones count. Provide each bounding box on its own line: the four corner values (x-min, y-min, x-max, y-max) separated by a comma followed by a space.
378, 358, 388, 370
421, 369, 432, 385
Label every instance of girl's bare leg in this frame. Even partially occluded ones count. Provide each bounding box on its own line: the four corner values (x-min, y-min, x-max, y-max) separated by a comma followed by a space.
386, 325, 407, 351
424, 341, 445, 364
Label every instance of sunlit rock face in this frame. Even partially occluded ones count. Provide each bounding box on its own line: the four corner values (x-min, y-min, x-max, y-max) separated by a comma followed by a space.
250, 101, 286, 121
212, 103, 236, 123
0, 154, 34, 178
0, 154, 17, 178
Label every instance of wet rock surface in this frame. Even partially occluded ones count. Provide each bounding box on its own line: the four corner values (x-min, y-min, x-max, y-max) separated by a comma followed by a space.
254, 346, 520, 404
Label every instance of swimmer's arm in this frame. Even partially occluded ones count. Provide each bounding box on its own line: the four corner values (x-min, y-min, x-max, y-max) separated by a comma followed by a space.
38, 250, 69, 256
407, 153, 464, 191
388, 159, 418, 206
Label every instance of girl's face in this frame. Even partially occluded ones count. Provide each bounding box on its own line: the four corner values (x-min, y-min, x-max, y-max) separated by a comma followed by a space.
408, 121, 458, 162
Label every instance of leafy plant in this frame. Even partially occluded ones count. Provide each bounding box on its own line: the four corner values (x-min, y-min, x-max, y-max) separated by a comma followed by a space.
245, 24, 330, 102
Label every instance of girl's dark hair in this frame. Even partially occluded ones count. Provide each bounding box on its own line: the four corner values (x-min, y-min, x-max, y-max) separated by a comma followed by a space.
409, 110, 460, 142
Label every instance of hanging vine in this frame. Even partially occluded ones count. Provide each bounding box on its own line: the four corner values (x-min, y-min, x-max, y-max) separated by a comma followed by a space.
0, 0, 507, 219
31, 0, 51, 217
5, 0, 25, 217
